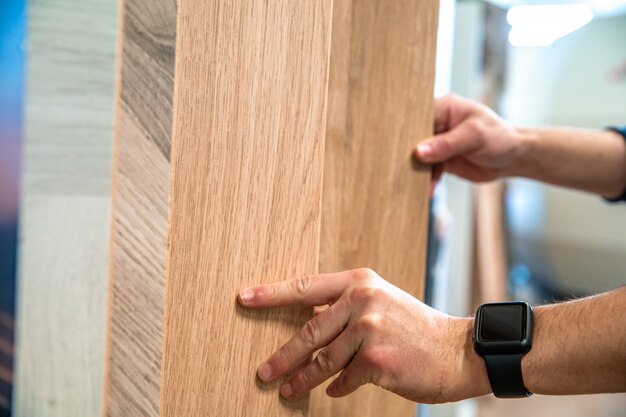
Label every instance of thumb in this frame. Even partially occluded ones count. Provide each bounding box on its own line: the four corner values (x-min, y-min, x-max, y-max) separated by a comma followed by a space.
415, 121, 483, 164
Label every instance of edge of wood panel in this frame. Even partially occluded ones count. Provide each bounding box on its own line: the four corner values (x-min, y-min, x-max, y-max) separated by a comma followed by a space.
102, 0, 128, 413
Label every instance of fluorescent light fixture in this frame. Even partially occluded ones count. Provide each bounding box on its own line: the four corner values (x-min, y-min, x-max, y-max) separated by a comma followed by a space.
507, 4, 594, 47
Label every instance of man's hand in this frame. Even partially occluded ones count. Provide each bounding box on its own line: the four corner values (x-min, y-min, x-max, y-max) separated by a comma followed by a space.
238, 268, 490, 403
415, 93, 626, 198
415, 93, 523, 184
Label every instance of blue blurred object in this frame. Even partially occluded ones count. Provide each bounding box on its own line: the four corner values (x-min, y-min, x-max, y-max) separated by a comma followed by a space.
0, 0, 26, 415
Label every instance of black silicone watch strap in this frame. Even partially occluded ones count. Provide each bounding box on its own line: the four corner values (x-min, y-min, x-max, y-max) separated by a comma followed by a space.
484, 354, 532, 398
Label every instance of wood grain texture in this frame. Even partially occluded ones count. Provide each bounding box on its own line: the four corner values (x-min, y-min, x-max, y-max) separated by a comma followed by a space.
20, 0, 118, 196
471, 182, 508, 309
104, 0, 176, 416
159, 1, 332, 416
312, 1, 439, 416
16, 197, 111, 417
14, 1, 117, 416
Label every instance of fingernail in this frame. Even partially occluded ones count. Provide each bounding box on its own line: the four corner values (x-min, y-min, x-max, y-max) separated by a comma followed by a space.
239, 288, 254, 303
417, 143, 432, 159
280, 382, 293, 398
258, 362, 272, 380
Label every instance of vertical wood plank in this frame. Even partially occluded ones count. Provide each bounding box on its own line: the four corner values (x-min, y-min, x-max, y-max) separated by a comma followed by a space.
159, 1, 332, 416
472, 182, 508, 309
14, 0, 117, 415
312, 1, 439, 416
104, 0, 175, 416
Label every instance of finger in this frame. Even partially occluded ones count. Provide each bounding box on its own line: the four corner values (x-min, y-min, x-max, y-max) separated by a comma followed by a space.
434, 94, 455, 134
279, 326, 361, 399
257, 298, 351, 382
314, 305, 328, 316
325, 355, 368, 398
238, 271, 355, 308
434, 93, 479, 133
415, 121, 483, 164
444, 157, 493, 182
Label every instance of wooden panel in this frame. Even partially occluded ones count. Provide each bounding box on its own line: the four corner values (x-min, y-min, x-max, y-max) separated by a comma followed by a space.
103, 0, 175, 416
312, 1, 439, 416
472, 182, 508, 309
159, 1, 332, 416
14, 0, 117, 416
20, 0, 118, 196
16, 197, 111, 417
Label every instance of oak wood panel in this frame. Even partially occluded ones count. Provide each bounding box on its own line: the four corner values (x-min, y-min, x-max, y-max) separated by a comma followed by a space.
312, 1, 439, 416
159, 1, 332, 416
14, 1, 117, 416
103, 0, 175, 416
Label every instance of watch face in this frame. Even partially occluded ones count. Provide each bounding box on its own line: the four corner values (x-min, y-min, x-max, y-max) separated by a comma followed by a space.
479, 304, 524, 341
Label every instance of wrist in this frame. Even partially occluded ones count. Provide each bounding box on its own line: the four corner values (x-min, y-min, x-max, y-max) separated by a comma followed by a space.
520, 305, 545, 394
446, 317, 491, 401
508, 127, 539, 179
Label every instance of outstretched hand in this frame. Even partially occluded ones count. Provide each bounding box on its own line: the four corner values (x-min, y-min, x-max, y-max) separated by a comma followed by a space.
238, 268, 489, 403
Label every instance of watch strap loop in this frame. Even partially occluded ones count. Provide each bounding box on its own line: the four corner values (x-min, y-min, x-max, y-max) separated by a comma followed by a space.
484, 354, 532, 398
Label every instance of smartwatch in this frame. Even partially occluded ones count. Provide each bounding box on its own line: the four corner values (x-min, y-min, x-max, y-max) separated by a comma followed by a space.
473, 301, 533, 398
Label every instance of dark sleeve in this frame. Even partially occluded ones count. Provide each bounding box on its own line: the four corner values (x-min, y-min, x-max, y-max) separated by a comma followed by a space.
605, 126, 626, 203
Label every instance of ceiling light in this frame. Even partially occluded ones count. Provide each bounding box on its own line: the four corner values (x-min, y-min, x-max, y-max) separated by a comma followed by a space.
507, 4, 594, 47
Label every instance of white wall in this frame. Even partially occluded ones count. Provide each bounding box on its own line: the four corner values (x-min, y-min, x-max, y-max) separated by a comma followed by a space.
503, 12, 626, 295
504, 13, 626, 128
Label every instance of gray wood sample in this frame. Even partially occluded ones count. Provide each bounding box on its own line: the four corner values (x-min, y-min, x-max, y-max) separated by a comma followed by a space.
14, 0, 118, 416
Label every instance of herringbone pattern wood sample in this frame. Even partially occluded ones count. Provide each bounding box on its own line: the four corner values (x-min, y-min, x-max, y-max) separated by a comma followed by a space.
104, 1, 175, 416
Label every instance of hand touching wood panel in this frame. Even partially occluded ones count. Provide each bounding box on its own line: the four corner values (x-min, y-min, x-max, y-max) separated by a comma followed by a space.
313, 1, 439, 416
159, 1, 332, 416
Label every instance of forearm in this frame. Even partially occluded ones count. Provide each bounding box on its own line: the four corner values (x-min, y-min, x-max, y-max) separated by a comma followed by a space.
522, 287, 626, 394
511, 127, 626, 199
454, 287, 626, 398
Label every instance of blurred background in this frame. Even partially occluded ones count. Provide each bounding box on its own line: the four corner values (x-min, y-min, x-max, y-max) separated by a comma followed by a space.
0, 1, 25, 416
0, 0, 625, 416
425, 0, 626, 416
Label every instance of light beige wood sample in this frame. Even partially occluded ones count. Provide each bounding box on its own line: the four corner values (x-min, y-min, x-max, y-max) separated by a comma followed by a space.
159, 1, 332, 416
14, 1, 118, 416
103, 0, 176, 416
312, 1, 439, 416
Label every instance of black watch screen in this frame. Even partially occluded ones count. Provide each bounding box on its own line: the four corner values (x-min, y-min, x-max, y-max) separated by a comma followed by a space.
474, 302, 532, 355
479, 304, 524, 341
